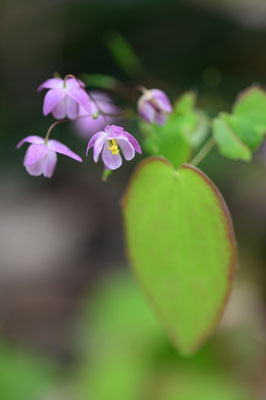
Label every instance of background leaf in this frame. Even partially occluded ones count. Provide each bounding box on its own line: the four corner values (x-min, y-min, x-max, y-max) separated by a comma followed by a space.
74, 273, 165, 400
212, 115, 252, 161
233, 86, 266, 135
0, 340, 58, 400
140, 92, 209, 168
74, 272, 254, 400
81, 74, 120, 90
213, 86, 266, 161
144, 367, 251, 400
122, 158, 237, 355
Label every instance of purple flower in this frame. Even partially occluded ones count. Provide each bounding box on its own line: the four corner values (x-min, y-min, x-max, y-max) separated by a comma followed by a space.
86, 125, 141, 170
137, 88, 172, 125
38, 76, 91, 120
17, 136, 82, 177
74, 91, 122, 138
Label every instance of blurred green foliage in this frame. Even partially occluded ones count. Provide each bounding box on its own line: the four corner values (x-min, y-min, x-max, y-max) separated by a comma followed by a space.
213, 86, 266, 161
73, 272, 256, 400
140, 92, 209, 168
105, 32, 144, 78
0, 340, 58, 400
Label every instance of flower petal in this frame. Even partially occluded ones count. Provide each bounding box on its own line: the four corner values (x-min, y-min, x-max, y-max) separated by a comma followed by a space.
65, 95, 79, 119
104, 125, 124, 136
138, 99, 155, 123
43, 150, 57, 178
65, 77, 85, 89
151, 89, 172, 112
116, 138, 135, 160
37, 78, 63, 92
24, 156, 45, 176
66, 86, 91, 113
86, 131, 106, 156
47, 140, 82, 162
75, 114, 105, 137
43, 89, 65, 116
52, 98, 66, 119
118, 131, 142, 154
24, 144, 48, 166
17, 135, 45, 149
101, 142, 122, 170
74, 92, 122, 138
155, 112, 167, 125
105, 126, 142, 154
93, 137, 105, 162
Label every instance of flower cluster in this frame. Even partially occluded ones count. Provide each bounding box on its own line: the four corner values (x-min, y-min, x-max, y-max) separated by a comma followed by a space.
17, 74, 172, 178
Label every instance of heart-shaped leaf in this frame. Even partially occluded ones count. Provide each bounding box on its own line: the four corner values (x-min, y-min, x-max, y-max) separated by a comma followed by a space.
122, 157, 237, 355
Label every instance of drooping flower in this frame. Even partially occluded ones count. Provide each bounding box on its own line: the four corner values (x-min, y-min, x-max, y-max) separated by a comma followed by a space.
38, 76, 91, 120
137, 88, 172, 125
17, 136, 82, 177
86, 125, 141, 170
74, 91, 122, 138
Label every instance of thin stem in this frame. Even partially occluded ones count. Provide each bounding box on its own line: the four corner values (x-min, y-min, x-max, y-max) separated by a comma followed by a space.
88, 91, 110, 125
44, 110, 125, 143
64, 74, 81, 87
64, 74, 122, 125
45, 119, 68, 142
190, 137, 216, 166
102, 169, 112, 182
138, 85, 149, 95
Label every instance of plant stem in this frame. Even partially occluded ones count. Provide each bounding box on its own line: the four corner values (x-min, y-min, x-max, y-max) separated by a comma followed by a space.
44, 110, 125, 143
45, 119, 68, 142
88, 91, 110, 125
102, 169, 112, 182
190, 137, 216, 166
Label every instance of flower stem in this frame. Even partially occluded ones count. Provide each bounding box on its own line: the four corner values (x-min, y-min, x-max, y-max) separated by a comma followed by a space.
45, 119, 68, 142
88, 91, 110, 125
190, 137, 216, 166
63, 74, 81, 88
102, 169, 112, 182
138, 85, 149, 95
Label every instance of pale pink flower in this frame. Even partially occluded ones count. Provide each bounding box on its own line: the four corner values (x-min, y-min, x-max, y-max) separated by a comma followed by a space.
17, 136, 82, 177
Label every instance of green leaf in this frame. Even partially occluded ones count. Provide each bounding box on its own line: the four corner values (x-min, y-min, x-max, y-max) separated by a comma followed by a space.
105, 32, 143, 78
75, 273, 165, 400
233, 86, 266, 135
212, 115, 252, 161
174, 91, 196, 114
0, 340, 58, 400
81, 74, 120, 89
213, 86, 266, 161
122, 158, 237, 355
145, 367, 251, 400
140, 92, 209, 168
173, 92, 210, 148
141, 120, 191, 169
222, 113, 262, 151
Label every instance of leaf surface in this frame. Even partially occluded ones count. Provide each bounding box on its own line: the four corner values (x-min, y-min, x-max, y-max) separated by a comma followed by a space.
122, 157, 237, 355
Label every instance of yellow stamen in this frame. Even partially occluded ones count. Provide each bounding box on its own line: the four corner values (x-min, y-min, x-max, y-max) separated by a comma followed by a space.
108, 139, 120, 155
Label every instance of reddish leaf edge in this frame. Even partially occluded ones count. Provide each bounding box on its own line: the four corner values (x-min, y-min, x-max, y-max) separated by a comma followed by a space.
121, 156, 238, 356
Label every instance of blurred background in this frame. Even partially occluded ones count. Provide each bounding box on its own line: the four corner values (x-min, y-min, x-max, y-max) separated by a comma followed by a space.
1, 0, 266, 399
